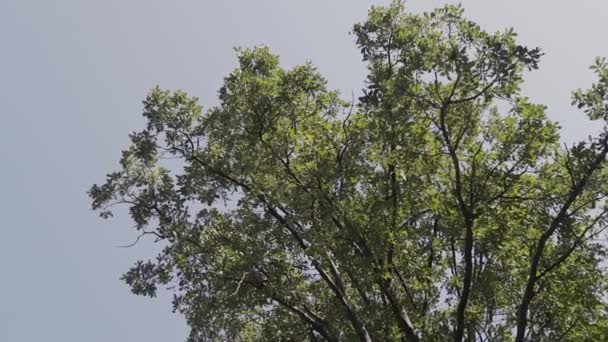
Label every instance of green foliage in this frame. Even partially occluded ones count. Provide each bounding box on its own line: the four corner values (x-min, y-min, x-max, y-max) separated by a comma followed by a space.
90, 2, 608, 341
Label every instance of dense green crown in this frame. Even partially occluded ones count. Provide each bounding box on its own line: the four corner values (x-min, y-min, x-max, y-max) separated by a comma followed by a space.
90, 2, 608, 341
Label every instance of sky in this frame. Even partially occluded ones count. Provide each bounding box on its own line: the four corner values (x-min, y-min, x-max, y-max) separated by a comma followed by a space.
1, 1, 607, 341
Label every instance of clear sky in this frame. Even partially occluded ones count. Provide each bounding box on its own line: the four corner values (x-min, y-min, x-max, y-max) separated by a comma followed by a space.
1, 1, 607, 341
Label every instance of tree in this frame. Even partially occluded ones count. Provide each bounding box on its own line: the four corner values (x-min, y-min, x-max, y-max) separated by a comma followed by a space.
89, 2, 608, 341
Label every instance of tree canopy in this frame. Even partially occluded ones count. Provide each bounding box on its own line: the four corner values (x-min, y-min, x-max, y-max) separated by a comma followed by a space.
90, 2, 608, 341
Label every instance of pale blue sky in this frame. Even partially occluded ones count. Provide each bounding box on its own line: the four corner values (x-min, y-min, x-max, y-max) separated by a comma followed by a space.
1, 1, 607, 341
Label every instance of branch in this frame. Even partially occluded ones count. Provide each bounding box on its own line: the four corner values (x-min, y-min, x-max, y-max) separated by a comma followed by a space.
537, 209, 608, 280
515, 139, 608, 342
